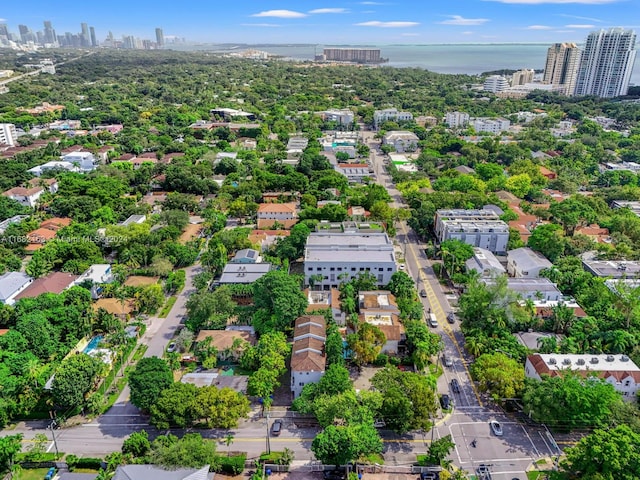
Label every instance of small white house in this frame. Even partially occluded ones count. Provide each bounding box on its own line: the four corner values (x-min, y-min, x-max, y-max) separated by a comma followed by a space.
507, 247, 553, 278
74, 264, 114, 298
0, 272, 34, 306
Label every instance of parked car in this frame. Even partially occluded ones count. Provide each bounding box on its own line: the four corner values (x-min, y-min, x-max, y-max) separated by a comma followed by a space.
419, 289, 427, 298
44, 468, 56, 480
451, 378, 460, 394
446, 312, 456, 324
167, 342, 177, 353
399, 263, 406, 270
373, 419, 386, 428
419, 472, 438, 480
490, 420, 503, 436
271, 419, 283, 436
443, 354, 453, 368
440, 394, 451, 410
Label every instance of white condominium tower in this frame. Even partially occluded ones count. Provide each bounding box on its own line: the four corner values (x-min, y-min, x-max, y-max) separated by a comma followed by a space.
543, 43, 581, 96
574, 28, 637, 98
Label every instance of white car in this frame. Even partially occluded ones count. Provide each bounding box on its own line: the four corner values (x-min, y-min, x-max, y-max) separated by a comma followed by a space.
489, 420, 503, 436
167, 342, 177, 353
399, 264, 406, 270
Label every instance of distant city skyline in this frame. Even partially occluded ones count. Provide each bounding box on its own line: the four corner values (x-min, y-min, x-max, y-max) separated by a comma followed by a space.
1, 0, 639, 44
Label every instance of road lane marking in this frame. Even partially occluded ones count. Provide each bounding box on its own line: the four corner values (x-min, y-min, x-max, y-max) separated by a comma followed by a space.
400, 223, 483, 407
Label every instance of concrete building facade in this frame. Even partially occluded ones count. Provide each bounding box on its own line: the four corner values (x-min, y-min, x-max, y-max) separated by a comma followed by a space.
543, 42, 581, 96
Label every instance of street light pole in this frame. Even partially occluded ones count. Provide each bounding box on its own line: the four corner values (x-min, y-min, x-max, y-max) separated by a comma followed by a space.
49, 421, 59, 458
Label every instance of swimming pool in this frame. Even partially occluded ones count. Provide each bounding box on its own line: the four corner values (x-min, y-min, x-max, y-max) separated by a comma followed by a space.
83, 335, 104, 354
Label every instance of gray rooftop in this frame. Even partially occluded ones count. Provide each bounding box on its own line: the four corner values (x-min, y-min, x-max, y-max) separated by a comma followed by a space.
113, 465, 211, 480
0, 272, 33, 302
508, 247, 553, 271
583, 259, 640, 278
305, 231, 395, 263
219, 263, 272, 284
58, 474, 98, 480
466, 248, 506, 273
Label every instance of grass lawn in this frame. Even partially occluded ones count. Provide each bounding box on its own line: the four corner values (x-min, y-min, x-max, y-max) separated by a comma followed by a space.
159, 296, 177, 318
16, 468, 50, 480
527, 472, 550, 480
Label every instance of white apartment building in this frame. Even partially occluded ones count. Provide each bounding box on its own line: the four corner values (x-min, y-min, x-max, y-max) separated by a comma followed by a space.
373, 108, 413, 129
483, 75, 509, 93
334, 163, 371, 183
61, 152, 97, 172
445, 112, 470, 128
0, 123, 18, 146
304, 222, 396, 289
382, 130, 419, 153
526, 353, 640, 401
574, 28, 637, 98
321, 109, 355, 126
471, 118, 511, 134
435, 209, 509, 254
483, 277, 562, 301
507, 247, 553, 278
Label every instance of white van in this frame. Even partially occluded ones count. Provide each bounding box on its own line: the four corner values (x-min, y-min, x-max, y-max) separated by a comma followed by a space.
429, 313, 438, 328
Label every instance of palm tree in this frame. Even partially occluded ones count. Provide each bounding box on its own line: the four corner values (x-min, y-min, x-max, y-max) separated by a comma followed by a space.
224, 434, 234, 456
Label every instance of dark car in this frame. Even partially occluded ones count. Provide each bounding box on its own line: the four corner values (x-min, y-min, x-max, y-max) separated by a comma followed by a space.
419, 289, 427, 298
451, 378, 460, 394
323, 470, 346, 480
440, 394, 451, 410
446, 312, 456, 324
419, 473, 438, 480
270, 419, 283, 436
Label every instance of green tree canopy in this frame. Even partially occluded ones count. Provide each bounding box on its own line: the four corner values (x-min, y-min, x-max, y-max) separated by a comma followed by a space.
128, 357, 173, 412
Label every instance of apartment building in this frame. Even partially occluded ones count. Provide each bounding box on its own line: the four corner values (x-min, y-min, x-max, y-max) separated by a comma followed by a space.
543, 42, 581, 96
445, 112, 470, 128
291, 315, 327, 399
0, 123, 17, 146
373, 108, 413, 129
435, 209, 509, 254
304, 222, 396, 289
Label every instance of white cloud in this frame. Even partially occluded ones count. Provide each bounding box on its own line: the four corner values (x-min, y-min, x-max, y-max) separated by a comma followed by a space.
557, 14, 604, 22
565, 24, 595, 28
484, 0, 617, 4
440, 15, 490, 26
526, 25, 553, 29
241, 23, 281, 27
309, 8, 349, 14
355, 21, 420, 27
360, 1, 385, 4
251, 9, 307, 18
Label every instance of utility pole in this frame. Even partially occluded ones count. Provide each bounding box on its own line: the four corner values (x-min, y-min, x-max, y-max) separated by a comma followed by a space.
265, 413, 271, 455
49, 420, 59, 458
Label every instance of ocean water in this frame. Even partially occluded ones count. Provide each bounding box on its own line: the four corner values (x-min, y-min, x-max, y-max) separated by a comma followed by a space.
214, 43, 640, 86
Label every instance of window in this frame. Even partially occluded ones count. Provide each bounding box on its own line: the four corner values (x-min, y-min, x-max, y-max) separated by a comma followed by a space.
387, 268, 392, 271
351, 268, 356, 272
379, 268, 384, 272
330, 267, 335, 271
625, 380, 631, 386
337, 267, 342, 271
317, 267, 322, 271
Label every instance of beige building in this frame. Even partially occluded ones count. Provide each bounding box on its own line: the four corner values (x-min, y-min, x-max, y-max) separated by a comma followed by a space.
543, 43, 581, 96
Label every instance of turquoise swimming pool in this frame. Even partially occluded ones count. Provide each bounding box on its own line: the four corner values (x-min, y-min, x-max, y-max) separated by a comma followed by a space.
83, 335, 103, 354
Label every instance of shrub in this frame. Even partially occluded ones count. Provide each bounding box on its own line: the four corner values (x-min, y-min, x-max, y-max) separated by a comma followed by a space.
373, 354, 388, 366
66, 456, 103, 471
215, 453, 246, 475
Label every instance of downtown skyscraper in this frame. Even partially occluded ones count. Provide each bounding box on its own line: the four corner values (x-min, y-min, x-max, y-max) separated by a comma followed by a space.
543, 42, 581, 96
574, 28, 637, 98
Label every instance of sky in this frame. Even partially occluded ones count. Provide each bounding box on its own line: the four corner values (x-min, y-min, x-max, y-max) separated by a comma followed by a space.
1, 0, 639, 44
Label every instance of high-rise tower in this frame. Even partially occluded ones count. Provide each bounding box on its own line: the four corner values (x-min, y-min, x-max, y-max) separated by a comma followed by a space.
543, 43, 581, 96
574, 28, 637, 98
155, 27, 164, 47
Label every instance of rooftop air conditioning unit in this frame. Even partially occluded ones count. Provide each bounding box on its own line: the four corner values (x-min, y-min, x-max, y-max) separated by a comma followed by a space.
606, 355, 615, 362
576, 359, 586, 365
621, 355, 630, 362
548, 358, 557, 365
590, 357, 599, 364
563, 358, 572, 365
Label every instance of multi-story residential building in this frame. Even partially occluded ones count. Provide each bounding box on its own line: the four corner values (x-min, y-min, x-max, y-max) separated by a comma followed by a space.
323, 48, 381, 63
2, 185, 44, 208
483, 75, 509, 93
582, 259, 640, 278
382, 131, 419, 153
291, 315, 326, 399
507, 247, 553, 278
526, 353, 640, 401
445, 112, 470, 128
373, 108, 413, 129
471, 118, 511, 134
256, 203, 298, 229
320, 109, 355, 126
543, 42, 581, 96
304, 222, 396, 289
61, 151, 97, 172
0, 123, 17, 146
574, 28, 637, 98
334, 163, 371, 183
435, 209, 509, 254
611, 200, 640, 217
512, 69, 535, 86
360, 310, 405, 355
465, 248, 506, 277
